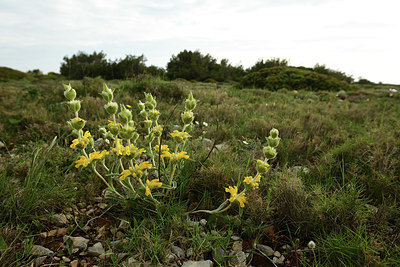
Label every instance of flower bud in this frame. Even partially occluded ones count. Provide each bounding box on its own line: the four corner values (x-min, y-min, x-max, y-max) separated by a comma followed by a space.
181, 111, 194, 125
148, 109, 160, 121
118, 105, 132, 125
109, 122, 120, 135
67, 100, 81, 113
267, 136, 280, 148
263, 146, 277, 160
270, 128, 279, 138
138, 101, 145, 111
104, 102, 118, 115
145, 134, 155, 143
143, 119, 152, 129
69, 117, 86, 130
99, 127, 107, 135
63, 84, 76, 101
256, 160, 270, 174
101, 84, 114, 102
120, 126, 136, 140
185, 92, 197, 111
139, 110, 148, 119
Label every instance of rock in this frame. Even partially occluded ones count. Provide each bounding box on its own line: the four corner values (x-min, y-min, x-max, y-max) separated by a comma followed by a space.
88, 242, 105, 257
124, 257, 140, 266
230, 235, 241, 241
63, 235, 90, 250
62, 256, 71, 262
70, 259, 79, 267
164, 253, 176, 264
273, 251, 281, 257
182, 260, 214, 267
232, 241, 243, 252
273, 255, 285, 265
71, 248, 79, 254
212, 246, 225, 263
31, 245, 54, 257
171, 245, 185, 259
200, 219, 207, 226
34, 256, 47, 266
51, 214, 68, 226
54, 256, 61, 261
256, 244, 274, 257
336, 90, 347, 100
228, 251, 246, 267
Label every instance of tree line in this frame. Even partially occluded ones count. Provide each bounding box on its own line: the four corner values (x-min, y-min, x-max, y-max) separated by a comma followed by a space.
59, 50, 355, 85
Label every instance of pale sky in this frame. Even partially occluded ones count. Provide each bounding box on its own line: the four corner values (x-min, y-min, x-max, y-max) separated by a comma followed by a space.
1, 0, 399, 84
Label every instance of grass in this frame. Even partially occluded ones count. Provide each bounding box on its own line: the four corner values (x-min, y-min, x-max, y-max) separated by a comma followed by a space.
1, 77, 400, 265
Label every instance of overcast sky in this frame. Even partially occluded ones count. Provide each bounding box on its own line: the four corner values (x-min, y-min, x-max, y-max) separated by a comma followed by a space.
1, 0, 399, 84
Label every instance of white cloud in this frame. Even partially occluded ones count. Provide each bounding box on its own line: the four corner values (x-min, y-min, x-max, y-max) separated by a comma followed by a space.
0, 0, 399, 83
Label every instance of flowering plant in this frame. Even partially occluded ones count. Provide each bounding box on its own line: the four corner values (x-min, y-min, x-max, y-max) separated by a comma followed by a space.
64, 83, 196, 204
64, 83, 279, 212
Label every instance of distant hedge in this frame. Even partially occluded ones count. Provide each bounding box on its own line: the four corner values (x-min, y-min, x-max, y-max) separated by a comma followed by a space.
0, 67, 26, 81
239, 67, 354, 91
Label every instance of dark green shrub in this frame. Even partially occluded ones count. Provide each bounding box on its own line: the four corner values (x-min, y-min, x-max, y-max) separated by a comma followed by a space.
239, 67, 355, 91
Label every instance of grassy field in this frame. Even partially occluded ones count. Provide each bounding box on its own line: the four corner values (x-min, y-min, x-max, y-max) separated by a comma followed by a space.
0, 76, 399, 266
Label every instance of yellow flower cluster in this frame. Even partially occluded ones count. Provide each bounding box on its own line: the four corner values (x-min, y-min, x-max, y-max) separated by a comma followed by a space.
151, 125, 163, 137
244, 175, 261, 188
154, 144, 169, 153
119, 161, 152, 181
225, 186, 248, 208
70, 131, 91, 149
111, 139, 145, 158
161, 151, 189, 163
145, 179, 163, 196
170, 130, 189, 143
75, 150, 109, 168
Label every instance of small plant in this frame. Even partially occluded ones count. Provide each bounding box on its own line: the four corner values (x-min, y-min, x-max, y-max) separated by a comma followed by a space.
64, 83, 280, 213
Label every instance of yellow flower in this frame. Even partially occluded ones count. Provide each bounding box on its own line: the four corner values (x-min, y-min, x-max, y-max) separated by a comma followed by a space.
225, 186, 248, 208
124, 144, 146, 159
244, 175, 261, 188
112, 139, 124, 156
119, 168, 132, 181
161, 151, 189, 163
145, 179, 163, 196
256, 160, 270, 174
89, 150, 109, 161
119, 161, 152, 181
170, 130, 189, 143
154, 144, 169, 153
151, 125, 163, 137
70, 131, 91, 149
75, 156, 91, 168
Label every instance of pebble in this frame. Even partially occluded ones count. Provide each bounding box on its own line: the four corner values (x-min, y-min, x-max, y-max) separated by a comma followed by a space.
273, 251, 281, 257
70, 259, 79, 267
273, 255, 285, 265
51, 214, 68, 226
34, 256, 47, 266
62, 256, 71, 262
86, 208, 95, 215
63, 235, 90, 250
232, 241, 243, 252
181, 260, 214, 267
256, 244, 274, 257
88, 242, 105, 257
98, 203, 107, 209
200, 219, 207, 226
171, 245, 185, 259
228, 251, 246, 267
186, 247, 194, 257
164, 253, 176, 263
31, 245, 54, 257
231, 235, 241, 241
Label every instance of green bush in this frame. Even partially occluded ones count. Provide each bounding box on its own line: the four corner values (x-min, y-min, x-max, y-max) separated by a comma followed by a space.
0, 67, 27, 81
239, 67, 355, 91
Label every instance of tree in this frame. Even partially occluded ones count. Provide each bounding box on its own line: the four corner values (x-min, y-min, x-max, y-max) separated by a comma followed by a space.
60, 51, 108, 79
